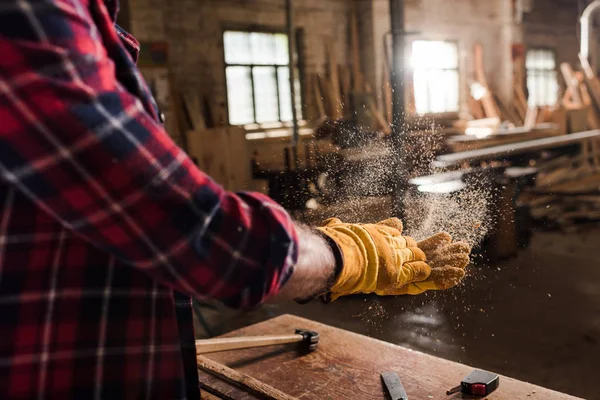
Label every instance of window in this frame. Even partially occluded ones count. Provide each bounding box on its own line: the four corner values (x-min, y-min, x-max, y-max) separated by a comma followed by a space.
223, 31, 302, 125
526, 49, 558, 107
411, 40, 459, 115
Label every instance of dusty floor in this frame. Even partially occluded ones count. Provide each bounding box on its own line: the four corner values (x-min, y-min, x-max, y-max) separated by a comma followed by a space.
196, 199, 600, 399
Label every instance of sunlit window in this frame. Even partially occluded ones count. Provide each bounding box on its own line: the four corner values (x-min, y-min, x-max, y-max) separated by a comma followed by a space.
223, 31, 302, 125
411, 40, 460, 115
526, 48, 558, 107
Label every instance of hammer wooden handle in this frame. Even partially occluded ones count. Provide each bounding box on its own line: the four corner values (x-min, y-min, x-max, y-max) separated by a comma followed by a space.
196, 334, 303, 354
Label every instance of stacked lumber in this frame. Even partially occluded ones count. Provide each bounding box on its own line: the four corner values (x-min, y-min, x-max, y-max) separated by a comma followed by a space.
559, 58, 600, 133
520, 138, 600, 229
310, 8, 390, 137
469, 43, 560, 131
516, 56, 600, 229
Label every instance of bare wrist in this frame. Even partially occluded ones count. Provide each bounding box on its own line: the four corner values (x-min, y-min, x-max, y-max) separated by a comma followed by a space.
268, 223, 337, 303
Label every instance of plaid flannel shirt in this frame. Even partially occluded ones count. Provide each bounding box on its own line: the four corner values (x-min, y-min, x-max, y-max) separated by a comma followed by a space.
0, 0, 298, 398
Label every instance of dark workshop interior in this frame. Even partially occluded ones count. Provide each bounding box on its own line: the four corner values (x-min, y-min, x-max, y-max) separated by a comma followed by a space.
6, 0, 600, 399
120, 0, 600, 398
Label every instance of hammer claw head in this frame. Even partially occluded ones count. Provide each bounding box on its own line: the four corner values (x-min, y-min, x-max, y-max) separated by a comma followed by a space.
295, 329, 319, 352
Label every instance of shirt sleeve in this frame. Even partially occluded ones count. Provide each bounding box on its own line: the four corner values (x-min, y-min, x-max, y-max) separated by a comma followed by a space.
0, 0, 298, 309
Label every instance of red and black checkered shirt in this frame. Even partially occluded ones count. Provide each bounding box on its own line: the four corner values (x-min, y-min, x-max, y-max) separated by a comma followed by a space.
0, 0, 298, 398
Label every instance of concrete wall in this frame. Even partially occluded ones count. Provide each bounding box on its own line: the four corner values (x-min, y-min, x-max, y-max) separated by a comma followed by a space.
129, 0, 352, 123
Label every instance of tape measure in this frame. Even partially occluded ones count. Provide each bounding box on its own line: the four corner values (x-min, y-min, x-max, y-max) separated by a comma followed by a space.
447, 369, 500, 397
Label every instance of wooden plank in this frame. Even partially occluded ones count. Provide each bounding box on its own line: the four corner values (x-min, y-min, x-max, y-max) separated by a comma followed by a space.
201, 315, 579, 400
524, 107, 538, 128
199, 368, 261, 400
224, 126, 251, 191
200, 390, 223, 400
574, 73, 600, 129
325, 39, 342, 119
474, 42, 489, 87
448, 128, 562, 153
436, 129, 600, 167
560, 63, 583, 107
405, 68, 417, 115
187, 127, 250, 191
473, 43, 499, 118
311, 73, 326, 120
550, 105, 568, 135
382, 62, 393, 123
567, 106, 589, 133
578, 54, 600, 128
468, 95, 486, 120
350, 8, 363, 91
339, 65, 352, 116
187, 128, 230, 188
513, 84, 528, 121
369, 98, 392, 135
198, 355, 297, 400
513, 56, 528, 121
494, 94, 519, 124
317, 74, 335, 119
181, 90, 207, 131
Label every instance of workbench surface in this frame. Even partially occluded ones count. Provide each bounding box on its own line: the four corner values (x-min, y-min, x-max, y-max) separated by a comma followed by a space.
198, 314, 579, 400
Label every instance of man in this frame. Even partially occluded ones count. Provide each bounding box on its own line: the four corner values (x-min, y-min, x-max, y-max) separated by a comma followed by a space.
0, 0, 470, 398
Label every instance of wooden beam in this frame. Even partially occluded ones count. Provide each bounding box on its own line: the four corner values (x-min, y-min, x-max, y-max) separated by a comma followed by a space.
197, 355, 298, 400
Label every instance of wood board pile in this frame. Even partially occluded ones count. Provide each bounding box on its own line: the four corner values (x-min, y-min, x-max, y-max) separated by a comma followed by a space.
559, 56, 600, 132
308, 7, 391, 136
470, 44, 561, 130
452, 45, 600, 154
520, 139, 600, 229
518, 56, 600, 230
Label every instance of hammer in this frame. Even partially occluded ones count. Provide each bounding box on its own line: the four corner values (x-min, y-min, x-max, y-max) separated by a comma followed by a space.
195, 329, 319, 355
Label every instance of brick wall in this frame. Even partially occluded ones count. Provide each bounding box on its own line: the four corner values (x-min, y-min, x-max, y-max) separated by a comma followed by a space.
369, 0, 517, 111
126, 0, 595, 119
129, 0, 352, 123
524, 0, 591, 92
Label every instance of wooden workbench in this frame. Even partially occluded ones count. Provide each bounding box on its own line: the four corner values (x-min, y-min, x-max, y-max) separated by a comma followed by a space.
198, 314, 579, 400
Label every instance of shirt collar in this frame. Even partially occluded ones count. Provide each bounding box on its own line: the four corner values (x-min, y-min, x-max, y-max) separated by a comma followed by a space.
104, 0, 119, 22
105, 0, 140, 64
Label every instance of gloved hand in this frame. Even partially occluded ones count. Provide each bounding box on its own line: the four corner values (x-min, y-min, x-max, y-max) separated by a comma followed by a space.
317, 218, 471, 300
317, 218, 430, 300
408, 232, 471, 295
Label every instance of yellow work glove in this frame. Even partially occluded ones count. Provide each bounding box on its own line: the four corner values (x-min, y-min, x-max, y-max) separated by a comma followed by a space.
410, 232, 471, 295
317, 218, 471, 300
317, 218, 431, 300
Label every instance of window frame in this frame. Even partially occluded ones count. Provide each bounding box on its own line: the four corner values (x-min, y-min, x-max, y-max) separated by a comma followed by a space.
525, 47, 559, 107
221, 25, 304, 127
409, 39, 461, 115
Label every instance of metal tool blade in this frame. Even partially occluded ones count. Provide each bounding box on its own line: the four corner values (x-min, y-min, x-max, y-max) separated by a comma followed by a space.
381, 372, 408, 400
